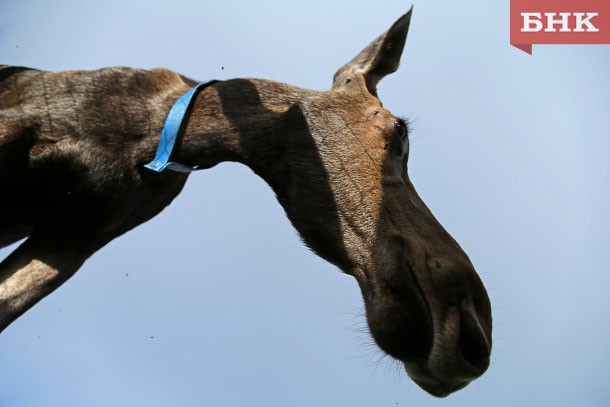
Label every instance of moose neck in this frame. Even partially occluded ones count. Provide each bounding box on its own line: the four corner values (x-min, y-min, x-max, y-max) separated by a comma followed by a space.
171, 78, 314, 180
166, 78, 357, 273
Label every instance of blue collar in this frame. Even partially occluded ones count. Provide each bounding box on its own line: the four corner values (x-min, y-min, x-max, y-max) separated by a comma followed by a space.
144, 80, 218, 173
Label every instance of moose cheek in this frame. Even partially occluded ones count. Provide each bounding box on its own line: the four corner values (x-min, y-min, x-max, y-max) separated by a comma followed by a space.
365, 284, 433, 363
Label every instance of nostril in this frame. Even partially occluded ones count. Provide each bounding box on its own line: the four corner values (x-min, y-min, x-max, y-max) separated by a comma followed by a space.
459, 307, 491, 373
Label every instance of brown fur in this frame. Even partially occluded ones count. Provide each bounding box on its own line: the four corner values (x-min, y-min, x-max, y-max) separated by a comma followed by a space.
0, 10, 491, 397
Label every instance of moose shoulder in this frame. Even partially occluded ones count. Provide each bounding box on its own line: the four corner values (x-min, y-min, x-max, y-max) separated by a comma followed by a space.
0, 9, 492, 397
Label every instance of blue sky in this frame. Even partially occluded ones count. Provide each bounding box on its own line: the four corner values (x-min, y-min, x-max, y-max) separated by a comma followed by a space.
1, 1, 609, 406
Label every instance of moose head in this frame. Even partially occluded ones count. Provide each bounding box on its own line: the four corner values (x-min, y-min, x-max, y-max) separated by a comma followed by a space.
266, 10, 492, 396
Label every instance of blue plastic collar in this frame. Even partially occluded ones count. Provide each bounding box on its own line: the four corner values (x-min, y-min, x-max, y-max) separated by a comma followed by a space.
144, 81, 217, 173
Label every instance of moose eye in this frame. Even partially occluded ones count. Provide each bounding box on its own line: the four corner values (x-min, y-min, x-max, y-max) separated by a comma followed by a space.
394, 119, 409, 158
395, 119, 408, 141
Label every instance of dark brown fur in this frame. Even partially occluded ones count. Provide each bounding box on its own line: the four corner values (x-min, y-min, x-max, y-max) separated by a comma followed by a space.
0, 11, 492, 397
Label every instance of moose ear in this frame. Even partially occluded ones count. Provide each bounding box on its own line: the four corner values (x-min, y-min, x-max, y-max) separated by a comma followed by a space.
332, 7, 413, 96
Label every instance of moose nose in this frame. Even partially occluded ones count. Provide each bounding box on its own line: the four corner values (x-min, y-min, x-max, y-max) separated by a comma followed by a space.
427, 256, 492, 373
459, 303, 491, 373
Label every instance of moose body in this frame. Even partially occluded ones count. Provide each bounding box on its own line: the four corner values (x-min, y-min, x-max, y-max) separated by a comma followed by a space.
0, 10, 492, 397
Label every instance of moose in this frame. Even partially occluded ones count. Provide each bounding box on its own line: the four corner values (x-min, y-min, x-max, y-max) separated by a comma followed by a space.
0, 9, 492, 397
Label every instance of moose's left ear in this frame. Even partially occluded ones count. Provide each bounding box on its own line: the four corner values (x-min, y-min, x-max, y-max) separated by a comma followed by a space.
332, 7, 412, 96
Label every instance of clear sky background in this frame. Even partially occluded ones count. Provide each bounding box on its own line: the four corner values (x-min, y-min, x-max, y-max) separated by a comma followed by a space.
1, 1, 609, 406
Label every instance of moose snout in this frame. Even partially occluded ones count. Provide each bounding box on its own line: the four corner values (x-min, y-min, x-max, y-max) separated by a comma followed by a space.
405, 300, 491, 397
458, 301, 491, 373
429, 255, 492, 365
402, 255, 492, 397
